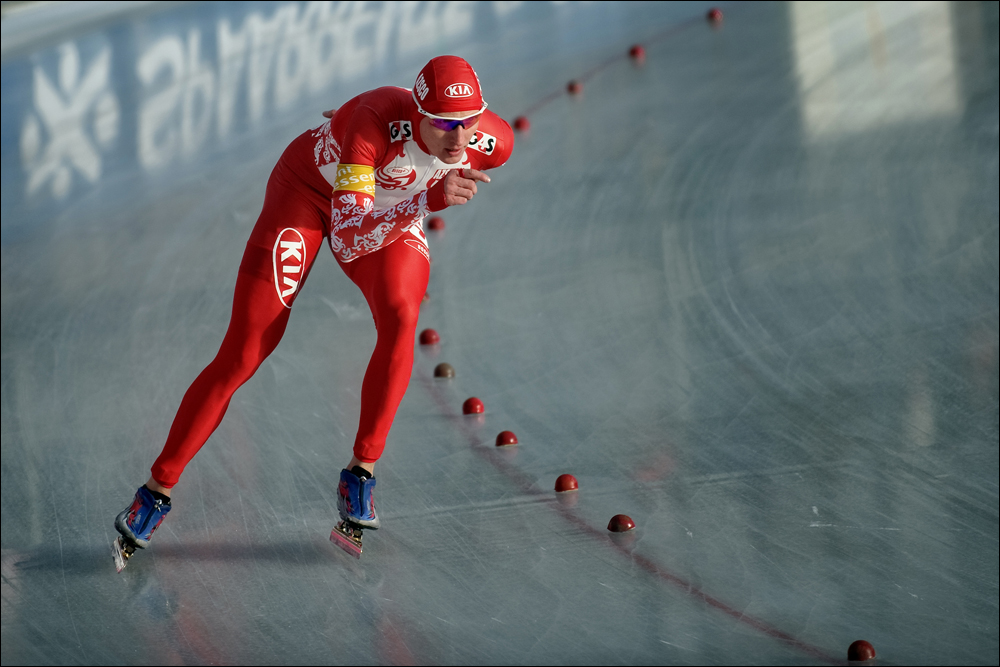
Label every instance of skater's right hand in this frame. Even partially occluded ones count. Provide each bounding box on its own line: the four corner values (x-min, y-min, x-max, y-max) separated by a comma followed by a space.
442, 169, 490, 207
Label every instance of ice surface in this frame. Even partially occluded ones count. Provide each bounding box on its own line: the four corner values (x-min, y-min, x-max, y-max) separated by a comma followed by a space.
2, 1, 998, 664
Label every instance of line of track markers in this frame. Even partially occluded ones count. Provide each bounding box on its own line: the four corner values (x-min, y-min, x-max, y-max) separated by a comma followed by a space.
419, 5, 838, 663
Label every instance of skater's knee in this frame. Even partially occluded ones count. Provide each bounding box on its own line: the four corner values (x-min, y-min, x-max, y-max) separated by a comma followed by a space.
211, 340, 268, 385
377, 298, 420, 333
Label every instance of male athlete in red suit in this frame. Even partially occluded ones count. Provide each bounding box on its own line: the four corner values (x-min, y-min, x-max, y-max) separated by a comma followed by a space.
112, 56, 513, 567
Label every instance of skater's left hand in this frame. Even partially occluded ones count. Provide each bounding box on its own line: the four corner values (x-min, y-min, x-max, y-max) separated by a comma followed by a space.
322, 108, 337, 118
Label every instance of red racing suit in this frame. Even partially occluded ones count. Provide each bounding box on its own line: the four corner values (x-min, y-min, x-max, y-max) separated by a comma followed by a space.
150, 86, 513, 487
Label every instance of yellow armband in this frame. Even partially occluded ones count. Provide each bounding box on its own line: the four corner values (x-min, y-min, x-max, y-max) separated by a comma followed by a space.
334, 163, 376, 196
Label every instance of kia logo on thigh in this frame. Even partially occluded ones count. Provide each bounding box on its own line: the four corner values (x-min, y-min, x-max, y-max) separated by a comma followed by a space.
273, 228, 306, 308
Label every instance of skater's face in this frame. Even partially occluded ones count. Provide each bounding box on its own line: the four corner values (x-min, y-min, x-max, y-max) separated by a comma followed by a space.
419, 110, 481, 164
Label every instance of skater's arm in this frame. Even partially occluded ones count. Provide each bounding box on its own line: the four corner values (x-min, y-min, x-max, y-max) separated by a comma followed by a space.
329, 168, 489, 263
328, 181, 433, 263
464, 111, 515, 169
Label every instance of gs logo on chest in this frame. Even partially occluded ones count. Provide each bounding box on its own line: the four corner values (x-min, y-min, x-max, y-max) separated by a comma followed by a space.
467, 130, 497, 156
389, 121, 412, 143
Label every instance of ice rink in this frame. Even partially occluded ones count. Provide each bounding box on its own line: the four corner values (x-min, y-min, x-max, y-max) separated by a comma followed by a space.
2, 1, 998, 664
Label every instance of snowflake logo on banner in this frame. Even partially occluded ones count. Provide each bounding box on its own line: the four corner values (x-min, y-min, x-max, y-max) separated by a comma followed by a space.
20, 42, 120, 199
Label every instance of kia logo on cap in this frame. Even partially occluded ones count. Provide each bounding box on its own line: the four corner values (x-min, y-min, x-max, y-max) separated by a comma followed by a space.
444, 83, 474, 98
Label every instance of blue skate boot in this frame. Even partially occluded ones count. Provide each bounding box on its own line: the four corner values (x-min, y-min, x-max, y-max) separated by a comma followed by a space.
330, 467, 379, 558
112, 485, 171, 572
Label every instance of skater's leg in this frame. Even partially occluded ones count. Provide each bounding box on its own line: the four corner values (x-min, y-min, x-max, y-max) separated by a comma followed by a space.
116, 137, 331, 564
333, 240, 427, 534
150, 173, 327, 488
150, 272, 294, 486
341, 239, 431, 467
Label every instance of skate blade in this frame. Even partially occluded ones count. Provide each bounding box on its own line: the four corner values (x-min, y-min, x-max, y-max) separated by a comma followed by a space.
111, 536, 133, 573
330, 524, 362, 559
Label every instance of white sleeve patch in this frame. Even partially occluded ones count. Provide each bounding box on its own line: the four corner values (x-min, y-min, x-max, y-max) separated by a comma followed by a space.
467, 130, 496, 155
